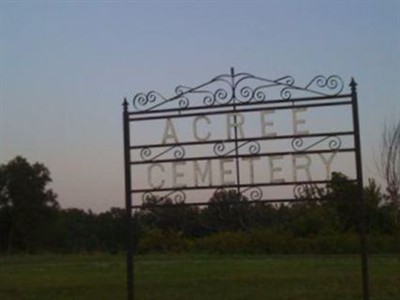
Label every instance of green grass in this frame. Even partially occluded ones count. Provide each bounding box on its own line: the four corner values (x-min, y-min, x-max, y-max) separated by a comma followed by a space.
0, 254, 398, 300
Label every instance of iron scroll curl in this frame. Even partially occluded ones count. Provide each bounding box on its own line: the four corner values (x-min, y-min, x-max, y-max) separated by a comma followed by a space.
140, 145, 186, 162
142, 190, 187, 205
213, 140, 261, 157
242, 186, 263, 201
291, 135, 342, 152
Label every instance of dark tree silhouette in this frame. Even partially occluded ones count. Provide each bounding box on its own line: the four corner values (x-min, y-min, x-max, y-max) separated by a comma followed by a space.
378, 119, 400, 224
202, 189, 251, 232
0, 156, 59, 252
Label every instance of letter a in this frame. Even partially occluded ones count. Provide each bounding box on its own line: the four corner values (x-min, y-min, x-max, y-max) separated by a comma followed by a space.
162, 118, 179, 144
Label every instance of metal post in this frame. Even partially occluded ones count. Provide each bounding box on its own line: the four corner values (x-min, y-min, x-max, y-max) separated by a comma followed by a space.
123, 98, 134, 300
350, 79, 369, 300
231, 67, 241, 194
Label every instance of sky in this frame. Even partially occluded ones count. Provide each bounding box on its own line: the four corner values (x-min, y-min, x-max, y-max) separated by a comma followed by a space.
1, 1, 399, 212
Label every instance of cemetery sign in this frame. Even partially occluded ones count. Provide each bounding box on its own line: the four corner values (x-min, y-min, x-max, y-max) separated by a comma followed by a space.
122, 68, 369, 300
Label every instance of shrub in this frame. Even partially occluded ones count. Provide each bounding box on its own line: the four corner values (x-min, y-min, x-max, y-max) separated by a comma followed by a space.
137, 229, 192, 253
195, 231, 250, 254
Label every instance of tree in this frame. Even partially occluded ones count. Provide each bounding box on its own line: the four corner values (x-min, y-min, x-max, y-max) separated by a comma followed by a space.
96, 207, 126, 253
137, 195, 201, 237
55, 208, 101, 253
378, 119, 400, 224
0, 156, 59, 252
202, 189, 251, 232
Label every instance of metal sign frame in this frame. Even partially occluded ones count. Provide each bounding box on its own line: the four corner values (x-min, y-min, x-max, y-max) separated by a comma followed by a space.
122, 68, 369, 300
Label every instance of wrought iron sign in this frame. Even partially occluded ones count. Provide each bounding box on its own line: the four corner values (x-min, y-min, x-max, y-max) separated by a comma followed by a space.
122, 68, 369, 300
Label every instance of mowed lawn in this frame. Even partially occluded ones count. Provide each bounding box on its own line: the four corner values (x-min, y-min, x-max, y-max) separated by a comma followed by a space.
0, 254, 398, 300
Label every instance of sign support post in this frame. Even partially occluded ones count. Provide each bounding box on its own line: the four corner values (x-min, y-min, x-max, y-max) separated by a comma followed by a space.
123, 98, 134, 300
350, 79, 369, 300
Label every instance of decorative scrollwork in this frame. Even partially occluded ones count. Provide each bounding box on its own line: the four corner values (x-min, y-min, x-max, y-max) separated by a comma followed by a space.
254, 89, 267, 101
291, 135, 342, 152
173, 146, 185, 159
165, 190, 187, 203
277, 76, 296, 100
280, 86, 293, 100
203, 94, 215, 106
327, 136, 342, 150
305, 75, 344, 95
132, 91, 165, 111
291, 137, 305, 152
176, 85, 233, 107
141, 190, 187, 205
142, 191, 156, 203
234, 75, 296, 103
140, 145, 185, 161
242, 187, 263, 201
293, 184, 307, 199
213, 141, 227, 156
140, 147, 153, 161
236, 85, 268, 103
178, 96, 189, 109
214, 88, 230, 104
247, 141, 261, 155
174, 85, 188, 95
239, 86, 253, 102
132, 90, 189, 112
213, 140, 261, 157
131, 70, 345, 112
293, 184, 323, 200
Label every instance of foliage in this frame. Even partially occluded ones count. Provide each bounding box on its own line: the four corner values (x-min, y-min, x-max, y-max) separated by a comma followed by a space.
0, 156, 59, 252
201, 189, 252, 232
377, 118, 400, 224
137, 229, 192, 253
132, 177, 399, 255
0, 156, 399, 255
137, 196, 202, 237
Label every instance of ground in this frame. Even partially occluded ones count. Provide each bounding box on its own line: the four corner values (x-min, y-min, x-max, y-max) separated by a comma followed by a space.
0, 254, 398, 300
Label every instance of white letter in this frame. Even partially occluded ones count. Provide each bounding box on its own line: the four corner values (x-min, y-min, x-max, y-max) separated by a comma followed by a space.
162, 118, 179, 144
292, 108, 309, 135
292, 155, 312, 182
269, 156, 285, 183
193, 160, 212, 186
172, 161, 186, 188
260, 110, 276, 137
193, 115, 211, 141
148, 163, 165, 188
193, 160, 213, 186
242, 156, 260, 184
220, 158, 235, 185
226, 113, 245, 139
319, 153, 337, 180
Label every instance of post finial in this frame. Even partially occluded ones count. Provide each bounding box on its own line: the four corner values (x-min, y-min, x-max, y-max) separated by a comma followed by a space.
350, 77, 358, 93
123, 98, 128, 111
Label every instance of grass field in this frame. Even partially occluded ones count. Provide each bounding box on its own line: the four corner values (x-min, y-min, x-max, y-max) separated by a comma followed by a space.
0, 254, 398, 300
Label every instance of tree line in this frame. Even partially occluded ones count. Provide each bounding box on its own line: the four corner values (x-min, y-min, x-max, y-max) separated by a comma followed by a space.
1, 156, 399, 254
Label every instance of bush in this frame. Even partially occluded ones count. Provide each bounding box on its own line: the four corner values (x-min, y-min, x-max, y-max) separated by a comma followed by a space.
247, 229, 294, 254
135, 229, 400, 255
368, 233, 400, 253
195, 231, 250, 254
138, 229, 192, 253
